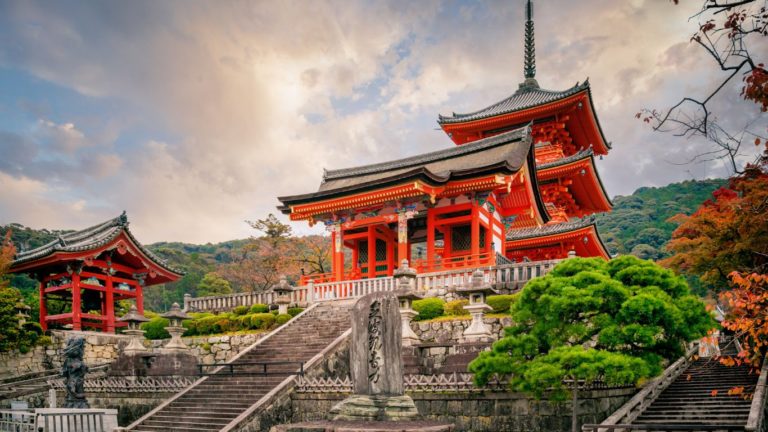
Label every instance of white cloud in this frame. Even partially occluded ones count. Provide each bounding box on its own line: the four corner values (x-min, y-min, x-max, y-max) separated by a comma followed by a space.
0, 0, 764, 242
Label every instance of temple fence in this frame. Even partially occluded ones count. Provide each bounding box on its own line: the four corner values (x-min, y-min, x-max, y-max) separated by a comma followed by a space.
184, 259, 562, 313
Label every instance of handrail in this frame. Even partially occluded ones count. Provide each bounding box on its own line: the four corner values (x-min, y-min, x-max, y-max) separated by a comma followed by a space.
197, 361, 304, 377
596, 344, 699, 427
582, 424, 748, 431
746, 355, 768, 432
219, 327, 352, 432
125, 303, 320, 430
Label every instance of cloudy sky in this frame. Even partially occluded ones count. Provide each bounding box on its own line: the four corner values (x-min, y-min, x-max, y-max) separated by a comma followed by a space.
0, 0, 764, 243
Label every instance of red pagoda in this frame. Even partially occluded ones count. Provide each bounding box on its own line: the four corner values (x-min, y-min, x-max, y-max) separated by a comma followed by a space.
278, 0, 611, 283
9, 212, 182, 333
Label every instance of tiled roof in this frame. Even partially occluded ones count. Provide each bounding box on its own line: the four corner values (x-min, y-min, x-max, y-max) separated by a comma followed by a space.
324, 127, 528, 181
538, 148, 593, 170
438, 81, 590, 125
537, 148, 613, 207
279, 127, 535, 206
506, 217, 596, 241
12, 212, 183, 275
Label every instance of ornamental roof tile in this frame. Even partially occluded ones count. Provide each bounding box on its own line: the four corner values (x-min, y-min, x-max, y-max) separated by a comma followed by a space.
537, 148, 613, 208
279, 127, 536, 207
11, 212, 183, 275
437, 81, 590, 125
538, 148, 593, 170
505, 217, 596, 241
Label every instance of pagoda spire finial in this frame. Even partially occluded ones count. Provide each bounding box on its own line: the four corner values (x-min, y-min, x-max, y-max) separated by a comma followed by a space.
519, 0, 539, 90
524, 0, 535, 79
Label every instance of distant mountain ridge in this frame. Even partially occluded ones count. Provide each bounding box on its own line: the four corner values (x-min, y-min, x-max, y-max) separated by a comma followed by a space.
594, 178, 727, 259
1, 178, 727, 309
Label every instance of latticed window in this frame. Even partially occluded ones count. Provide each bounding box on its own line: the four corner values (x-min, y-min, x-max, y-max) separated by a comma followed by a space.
358, 239, 389, 274
451, 225, 485, 252
375, 239, 387, 262
358, 241, 368, 265
452, 225, 471, 251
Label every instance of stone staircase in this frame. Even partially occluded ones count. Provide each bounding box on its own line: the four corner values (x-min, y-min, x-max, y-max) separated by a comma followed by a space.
127, 302, 351, 432
583, 339, 767, 432
630, 356, 757, 428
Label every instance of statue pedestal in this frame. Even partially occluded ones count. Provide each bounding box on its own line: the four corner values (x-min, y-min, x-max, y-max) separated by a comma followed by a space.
34, 409, 118, 432
163, 325, 188, 350
328, 395, 419, 421
400, 308, 420, 346
462, 303, 493, 343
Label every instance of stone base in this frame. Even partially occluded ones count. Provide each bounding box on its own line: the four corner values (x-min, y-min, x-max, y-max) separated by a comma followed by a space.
270, 420, 453, 432
34, 408, 118, 432
328, 395, 419, 422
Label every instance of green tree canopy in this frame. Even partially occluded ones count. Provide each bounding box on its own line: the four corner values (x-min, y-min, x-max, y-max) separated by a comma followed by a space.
469, 256, 715, 401
196, 272, 233, 297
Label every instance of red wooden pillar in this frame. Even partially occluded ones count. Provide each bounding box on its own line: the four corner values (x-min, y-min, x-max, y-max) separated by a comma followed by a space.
444, 227, 452, 262
71, 273, 82, 331
332, 226, 344, 281
397, 214, 408, 267
105, 275, 115, 333
471, 205, 480, 264
136, 285, 144, 315
386, 234, 394, 276
367, 226, 376, 279
427, 209, 436, 271
352, 240, 359, 273
331, 230, 338, 279
38, 280, 47, 331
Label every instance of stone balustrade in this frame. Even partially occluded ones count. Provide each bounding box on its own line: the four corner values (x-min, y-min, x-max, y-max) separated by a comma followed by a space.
183, 259, 563, 314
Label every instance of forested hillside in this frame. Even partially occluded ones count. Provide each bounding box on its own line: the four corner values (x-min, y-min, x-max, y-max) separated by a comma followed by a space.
0, 178, 727, 312
594, 178, 727, 259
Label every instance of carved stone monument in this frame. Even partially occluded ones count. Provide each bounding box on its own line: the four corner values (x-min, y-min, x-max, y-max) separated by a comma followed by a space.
61, 337, 90, 409
328, 291, 419, 421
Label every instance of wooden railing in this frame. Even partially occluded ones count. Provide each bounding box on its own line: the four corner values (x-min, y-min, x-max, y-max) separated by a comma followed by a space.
185, 259, 562, 313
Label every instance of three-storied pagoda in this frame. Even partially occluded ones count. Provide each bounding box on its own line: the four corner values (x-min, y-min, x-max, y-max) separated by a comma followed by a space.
9, 212, 182, 332
278, 0, 612, 282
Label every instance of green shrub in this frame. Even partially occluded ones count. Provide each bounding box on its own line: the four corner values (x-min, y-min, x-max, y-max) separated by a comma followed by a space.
444, 299, 470, 316
486, 294, 518, 313
143, 310, 159, 319
189, 312, 214, 319
235, 314, 252, 329
287, 307, 304, 317
275, 314, 292, 325
36, 335, 52, 346
140, 317, 171, 340
412, 298, 445, 321
232, 305, 249, 316
214, 317, 233, 333
196, 316, 222, 334
182, 319, 197, 336
250, 313, 276, 330
23, 322, 43, 335
249, 304, 269, 314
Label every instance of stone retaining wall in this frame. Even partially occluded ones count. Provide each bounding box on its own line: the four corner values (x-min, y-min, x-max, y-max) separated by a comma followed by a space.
290, 387, 636, 432
410, 316, 511, 344
149, 332, 266, 365
0, 330, 129, 378
0, 330, 267, 380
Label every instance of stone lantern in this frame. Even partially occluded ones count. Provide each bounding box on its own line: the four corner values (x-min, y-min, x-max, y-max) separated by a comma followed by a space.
273, 276, 294, 315
15, 301, 30, 328
160, 302, 190, 351
396, 290, 422, 347
394, 260, 421, 346
456, 269, 498, 342
118, 305, 149, 352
